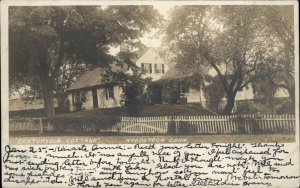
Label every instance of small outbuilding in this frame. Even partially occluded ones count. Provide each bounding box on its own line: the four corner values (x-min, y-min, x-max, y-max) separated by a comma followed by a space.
66, 66, 125, 112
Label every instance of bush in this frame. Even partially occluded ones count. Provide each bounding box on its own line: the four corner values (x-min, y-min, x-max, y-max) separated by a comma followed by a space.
177, 122, 197, 135
250, 118, 260, 134
276, 100, 294, 114
161, 81, 180, 104
46, 115, 121, 132
167, 118, 198, 135
167, 118, 177, 134
233, 116, 247, 134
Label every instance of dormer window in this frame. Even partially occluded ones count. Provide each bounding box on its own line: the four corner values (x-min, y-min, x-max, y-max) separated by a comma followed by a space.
141, 63, 152, 74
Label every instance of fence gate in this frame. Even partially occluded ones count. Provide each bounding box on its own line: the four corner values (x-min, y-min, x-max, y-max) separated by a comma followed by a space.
117, 117, 169, 133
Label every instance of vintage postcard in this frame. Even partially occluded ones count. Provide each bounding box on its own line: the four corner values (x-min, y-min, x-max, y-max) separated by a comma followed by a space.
1, 0, 299, 187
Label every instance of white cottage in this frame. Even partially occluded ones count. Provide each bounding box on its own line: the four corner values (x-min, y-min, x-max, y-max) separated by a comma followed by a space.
66, 67, 124, 112
135, 48, 170, 81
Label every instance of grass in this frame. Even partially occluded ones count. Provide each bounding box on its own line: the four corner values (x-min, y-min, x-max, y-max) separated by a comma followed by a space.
58, 104, 215, 118
10, 103, 216, 119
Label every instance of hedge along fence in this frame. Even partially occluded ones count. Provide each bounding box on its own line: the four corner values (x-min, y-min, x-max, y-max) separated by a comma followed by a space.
45, 116, 121, 133
167, 115, 295, 135
9, 118, 43, 133
9, 114, 295, 135
9, 116, 121, 134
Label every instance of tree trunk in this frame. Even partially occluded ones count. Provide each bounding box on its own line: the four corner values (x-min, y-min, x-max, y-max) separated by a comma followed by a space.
44, 91, 55, 117
57, 94, 67, 113
223, 93, 236, 115
287, 87, 295, 106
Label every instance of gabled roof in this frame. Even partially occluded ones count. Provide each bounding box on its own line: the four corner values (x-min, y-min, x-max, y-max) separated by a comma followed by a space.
136, 48, 165, 65
67, 67, 104, 91
158, 65, 211, 81
66, 64, 127, 91
159, 67, 193, 81
67, 48, 147, 92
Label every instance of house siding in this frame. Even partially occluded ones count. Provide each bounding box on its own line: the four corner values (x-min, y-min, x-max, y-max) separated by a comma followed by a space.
236, 84, 254, 100
186, 88, 199, 103
67, 93, 74, 112
184, 84, 255, 112
97, 86, 123, 109
135, 48, 170, 81
82, 90, 93, 110
274, 88, 290, 98
68, 86, 123, 112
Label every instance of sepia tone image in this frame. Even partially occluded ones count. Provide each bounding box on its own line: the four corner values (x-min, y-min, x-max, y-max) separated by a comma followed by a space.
8, 5, 296, 143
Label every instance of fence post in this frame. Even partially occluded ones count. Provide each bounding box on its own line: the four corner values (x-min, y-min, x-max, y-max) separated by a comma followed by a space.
38, 118, 43, 134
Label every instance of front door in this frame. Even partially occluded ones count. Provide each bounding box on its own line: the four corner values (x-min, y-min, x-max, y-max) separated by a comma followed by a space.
92, 89, 98, 108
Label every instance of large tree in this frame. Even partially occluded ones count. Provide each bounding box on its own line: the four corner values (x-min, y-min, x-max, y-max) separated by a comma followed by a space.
260, 6, 295, 105
162, 6, 287, 114
9, 6, 160, 117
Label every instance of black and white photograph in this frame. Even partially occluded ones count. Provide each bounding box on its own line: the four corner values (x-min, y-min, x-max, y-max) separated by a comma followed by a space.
1, 1, 299, 188
7, 3, 296, 143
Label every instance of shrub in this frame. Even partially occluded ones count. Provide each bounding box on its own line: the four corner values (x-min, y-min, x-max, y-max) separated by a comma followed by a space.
177, 122, 198, 135
233, 116, 247, 134
161, 80, 180, 104
46, 115, 121, 132
167, 118, 177, 134
249, 118, 260, 134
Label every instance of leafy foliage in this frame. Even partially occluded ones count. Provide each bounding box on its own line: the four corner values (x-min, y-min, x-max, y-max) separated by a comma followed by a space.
162, 6, 294, 114
258, 6, 295, 105
112, 68, 152, 116
47, 115, 121, 131
9, 6, 161, 116
161, 80, 181, 104
202, 75, 226, 111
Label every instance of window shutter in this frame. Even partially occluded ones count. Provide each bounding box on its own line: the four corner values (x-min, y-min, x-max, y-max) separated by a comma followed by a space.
141, 63, 144, 70
72, 93, 75, 103
149, 64, 152, 74
110, 86, 114, 99
162, 64, 165, 73
105, 87, 109, 99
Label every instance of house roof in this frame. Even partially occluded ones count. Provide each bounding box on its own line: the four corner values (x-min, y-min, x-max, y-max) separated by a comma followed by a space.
136, 48, 165, 65
136, 48, 212, 81
67, 67, 104, 91
66, 48, 147, 92
66, 64, 127, 91
158, 66, 193, 81
158, 64, 211, 81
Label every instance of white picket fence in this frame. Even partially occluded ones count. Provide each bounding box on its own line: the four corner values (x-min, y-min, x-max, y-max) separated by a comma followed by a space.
9, 114, 295, 134
107, 115, 295, 134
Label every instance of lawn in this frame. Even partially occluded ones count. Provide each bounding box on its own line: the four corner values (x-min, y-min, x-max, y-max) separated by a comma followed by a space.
55, 104, 216, 118
10, 103, 216, 119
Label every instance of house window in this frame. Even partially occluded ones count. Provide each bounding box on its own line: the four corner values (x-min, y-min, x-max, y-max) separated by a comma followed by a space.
73, 91, 85, 104
106, 86, 114, 99
154, 64, 165, 74
141, 63, 152, 74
